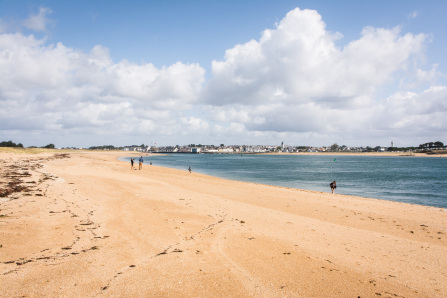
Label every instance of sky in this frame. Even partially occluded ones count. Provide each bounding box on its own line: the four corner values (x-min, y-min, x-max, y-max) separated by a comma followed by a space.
0, 0, 446, 148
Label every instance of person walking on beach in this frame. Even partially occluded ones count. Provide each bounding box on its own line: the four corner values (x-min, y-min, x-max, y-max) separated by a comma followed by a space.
330, 180, 336, 194
130, 158, 134, 170
139, 156, 144, 170
188, 166, 192, 174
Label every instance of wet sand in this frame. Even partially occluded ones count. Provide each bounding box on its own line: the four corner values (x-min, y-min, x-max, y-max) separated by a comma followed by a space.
1, 150, 446, 297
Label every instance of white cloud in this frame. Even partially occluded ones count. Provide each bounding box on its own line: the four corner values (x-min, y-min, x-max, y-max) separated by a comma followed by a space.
180, 117, 209, 134
204, 9, 427, 108
378, 86, 447, 131
415, 64, 442, 83
0, 33, 205, 145
0, 7, 446, 147
199, 7, 445, 145
23, 7, 53, 32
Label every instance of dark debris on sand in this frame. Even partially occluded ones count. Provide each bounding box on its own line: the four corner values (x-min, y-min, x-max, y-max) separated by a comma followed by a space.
0, 153, 70, 199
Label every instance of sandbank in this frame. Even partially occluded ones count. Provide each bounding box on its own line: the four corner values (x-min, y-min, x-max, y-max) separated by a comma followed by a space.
1, 150, 446, 297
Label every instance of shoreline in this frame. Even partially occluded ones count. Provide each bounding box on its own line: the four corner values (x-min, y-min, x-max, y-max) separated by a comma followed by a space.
1, 150, 446, 296
146, 151, 447, 157
2, 147, 446, 158
247, 151, 447, 157
123, 151, 447, 210
263, 151, 447, 157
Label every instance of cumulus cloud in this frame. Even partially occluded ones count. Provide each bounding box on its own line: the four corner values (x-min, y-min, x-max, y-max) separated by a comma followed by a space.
1, 6, 446, 147
23, 7, 53, 32
204, 8, 427, 108
201, 7, 445, 144
0, 33, 205, 145
378, 86, 447, 132
180, 117, 209, 134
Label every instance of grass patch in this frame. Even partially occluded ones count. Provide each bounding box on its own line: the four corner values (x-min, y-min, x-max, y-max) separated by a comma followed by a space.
0, 147, 79, 154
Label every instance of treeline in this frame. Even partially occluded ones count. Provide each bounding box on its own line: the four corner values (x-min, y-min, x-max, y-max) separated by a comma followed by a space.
0, 140, 54, 149
88, 145, 123, 150
387, 146, 418, 152
418, 141, 444, 149
0, 140, 23, 147
387, 141, 445, 153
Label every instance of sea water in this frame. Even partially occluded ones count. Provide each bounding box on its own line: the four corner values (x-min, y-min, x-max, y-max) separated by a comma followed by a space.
125, 154, 447, 209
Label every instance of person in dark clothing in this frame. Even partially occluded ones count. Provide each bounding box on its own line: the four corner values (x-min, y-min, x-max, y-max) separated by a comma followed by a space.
330, 180, 336, 194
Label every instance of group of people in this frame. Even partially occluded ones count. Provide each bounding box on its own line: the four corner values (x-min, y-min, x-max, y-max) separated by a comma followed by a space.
131, 157, 334, 193
130, 156, 145, 170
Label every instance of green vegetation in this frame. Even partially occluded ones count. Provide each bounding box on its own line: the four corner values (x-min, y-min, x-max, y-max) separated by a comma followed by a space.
330, 143, 339, 151
89, 145, 122, 150
419, 141, 444, 149
0, 140, 57, 149
388, 146, 418, 152
0, 140, 23, 148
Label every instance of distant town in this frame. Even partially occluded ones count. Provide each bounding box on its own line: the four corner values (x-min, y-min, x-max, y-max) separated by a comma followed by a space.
93, 141, 446, 154
1, 140, 446, 154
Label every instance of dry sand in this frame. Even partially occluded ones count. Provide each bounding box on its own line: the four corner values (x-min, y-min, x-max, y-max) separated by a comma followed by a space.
0, 150, 446, 297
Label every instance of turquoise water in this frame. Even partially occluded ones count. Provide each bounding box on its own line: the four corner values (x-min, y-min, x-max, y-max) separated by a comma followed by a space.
125, 154, 447, 209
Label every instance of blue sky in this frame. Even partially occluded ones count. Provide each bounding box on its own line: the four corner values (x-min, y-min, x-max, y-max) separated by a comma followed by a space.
1, 0, 446, 148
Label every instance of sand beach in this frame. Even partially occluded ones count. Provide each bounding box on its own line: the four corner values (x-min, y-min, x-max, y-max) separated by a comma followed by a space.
1, 150, 446, 297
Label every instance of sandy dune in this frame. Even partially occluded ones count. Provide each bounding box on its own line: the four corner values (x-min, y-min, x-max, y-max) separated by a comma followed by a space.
1, 151, 446, 297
